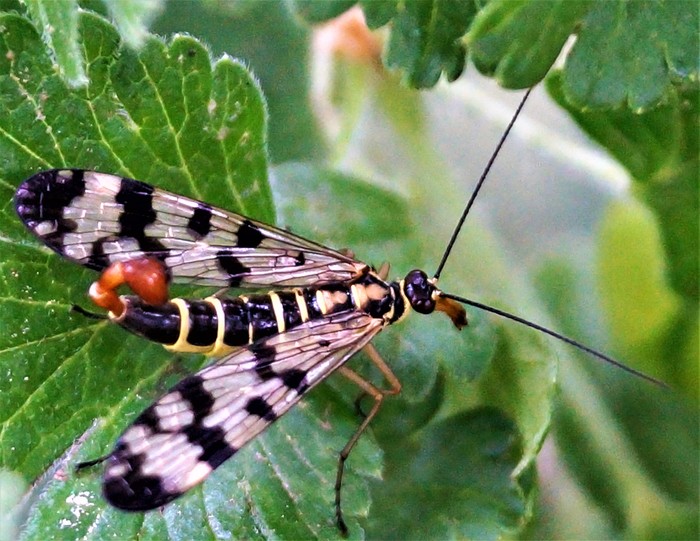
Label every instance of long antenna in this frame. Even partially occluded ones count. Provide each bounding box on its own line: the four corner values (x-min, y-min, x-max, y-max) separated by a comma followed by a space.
433, 88, 532, 281
432, 88, 665, 388
440, 291, 667, 388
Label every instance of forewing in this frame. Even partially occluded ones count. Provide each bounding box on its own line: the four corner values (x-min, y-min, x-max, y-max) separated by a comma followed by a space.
15, 169, 366, 287
101, 310, 384, 510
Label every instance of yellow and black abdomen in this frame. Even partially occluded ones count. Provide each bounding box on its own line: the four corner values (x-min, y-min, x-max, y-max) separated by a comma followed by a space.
113, 280, 370, 356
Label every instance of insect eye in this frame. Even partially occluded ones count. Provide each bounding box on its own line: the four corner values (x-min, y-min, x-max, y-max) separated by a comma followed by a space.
403, 269, 436, 314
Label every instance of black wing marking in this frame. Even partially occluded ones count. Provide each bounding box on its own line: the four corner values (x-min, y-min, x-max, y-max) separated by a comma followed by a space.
15, 169, 367, 287
101, 310, 384, 510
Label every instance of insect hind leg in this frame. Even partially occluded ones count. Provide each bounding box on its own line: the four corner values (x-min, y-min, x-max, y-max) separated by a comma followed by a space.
335, 344, 401, 536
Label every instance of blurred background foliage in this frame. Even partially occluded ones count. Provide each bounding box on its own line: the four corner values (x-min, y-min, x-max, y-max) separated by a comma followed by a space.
0, 1, 697, 539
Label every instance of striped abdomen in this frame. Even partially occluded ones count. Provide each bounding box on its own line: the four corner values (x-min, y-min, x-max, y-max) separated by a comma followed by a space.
114, 272, 405, 355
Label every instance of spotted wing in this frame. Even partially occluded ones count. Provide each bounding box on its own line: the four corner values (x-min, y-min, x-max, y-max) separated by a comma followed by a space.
102, 310, 384, 510
15, 169, 366, 287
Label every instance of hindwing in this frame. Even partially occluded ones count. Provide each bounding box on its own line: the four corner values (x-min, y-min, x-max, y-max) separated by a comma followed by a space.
102, 310, 384, 510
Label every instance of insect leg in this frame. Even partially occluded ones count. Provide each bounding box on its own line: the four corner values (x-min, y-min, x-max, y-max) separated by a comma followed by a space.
75, 454, 110, 471
352, 343, 400, 417
363, 343, 401, 394
70, 304, 107, 320
334, 344, 401, 535
210, 286, 230, 298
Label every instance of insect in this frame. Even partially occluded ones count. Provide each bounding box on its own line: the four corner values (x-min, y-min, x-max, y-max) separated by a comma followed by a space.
14, 91, 662, 534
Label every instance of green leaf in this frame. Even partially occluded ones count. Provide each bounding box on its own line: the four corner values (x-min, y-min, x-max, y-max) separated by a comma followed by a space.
104, 0, 164, 49
563, 0, 699, 110
292, 0, 356, 23
547, 72, 694, 183
468, 0, 699, 109
530, 254, 698, 539
554, 367, 699, 539
595, 198, 698, 400
596, 201, 681, 370
293, 0, 475, 88
359, 1, 396, 28
291, 0, 698, 106
0, 469, 27, 541
381, 0, 474, 87
24, 0, 87, 87
468, 0, 590, 88
548, 72, 699, 303
151, 0, 325, 164
368, 408, 533, 539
